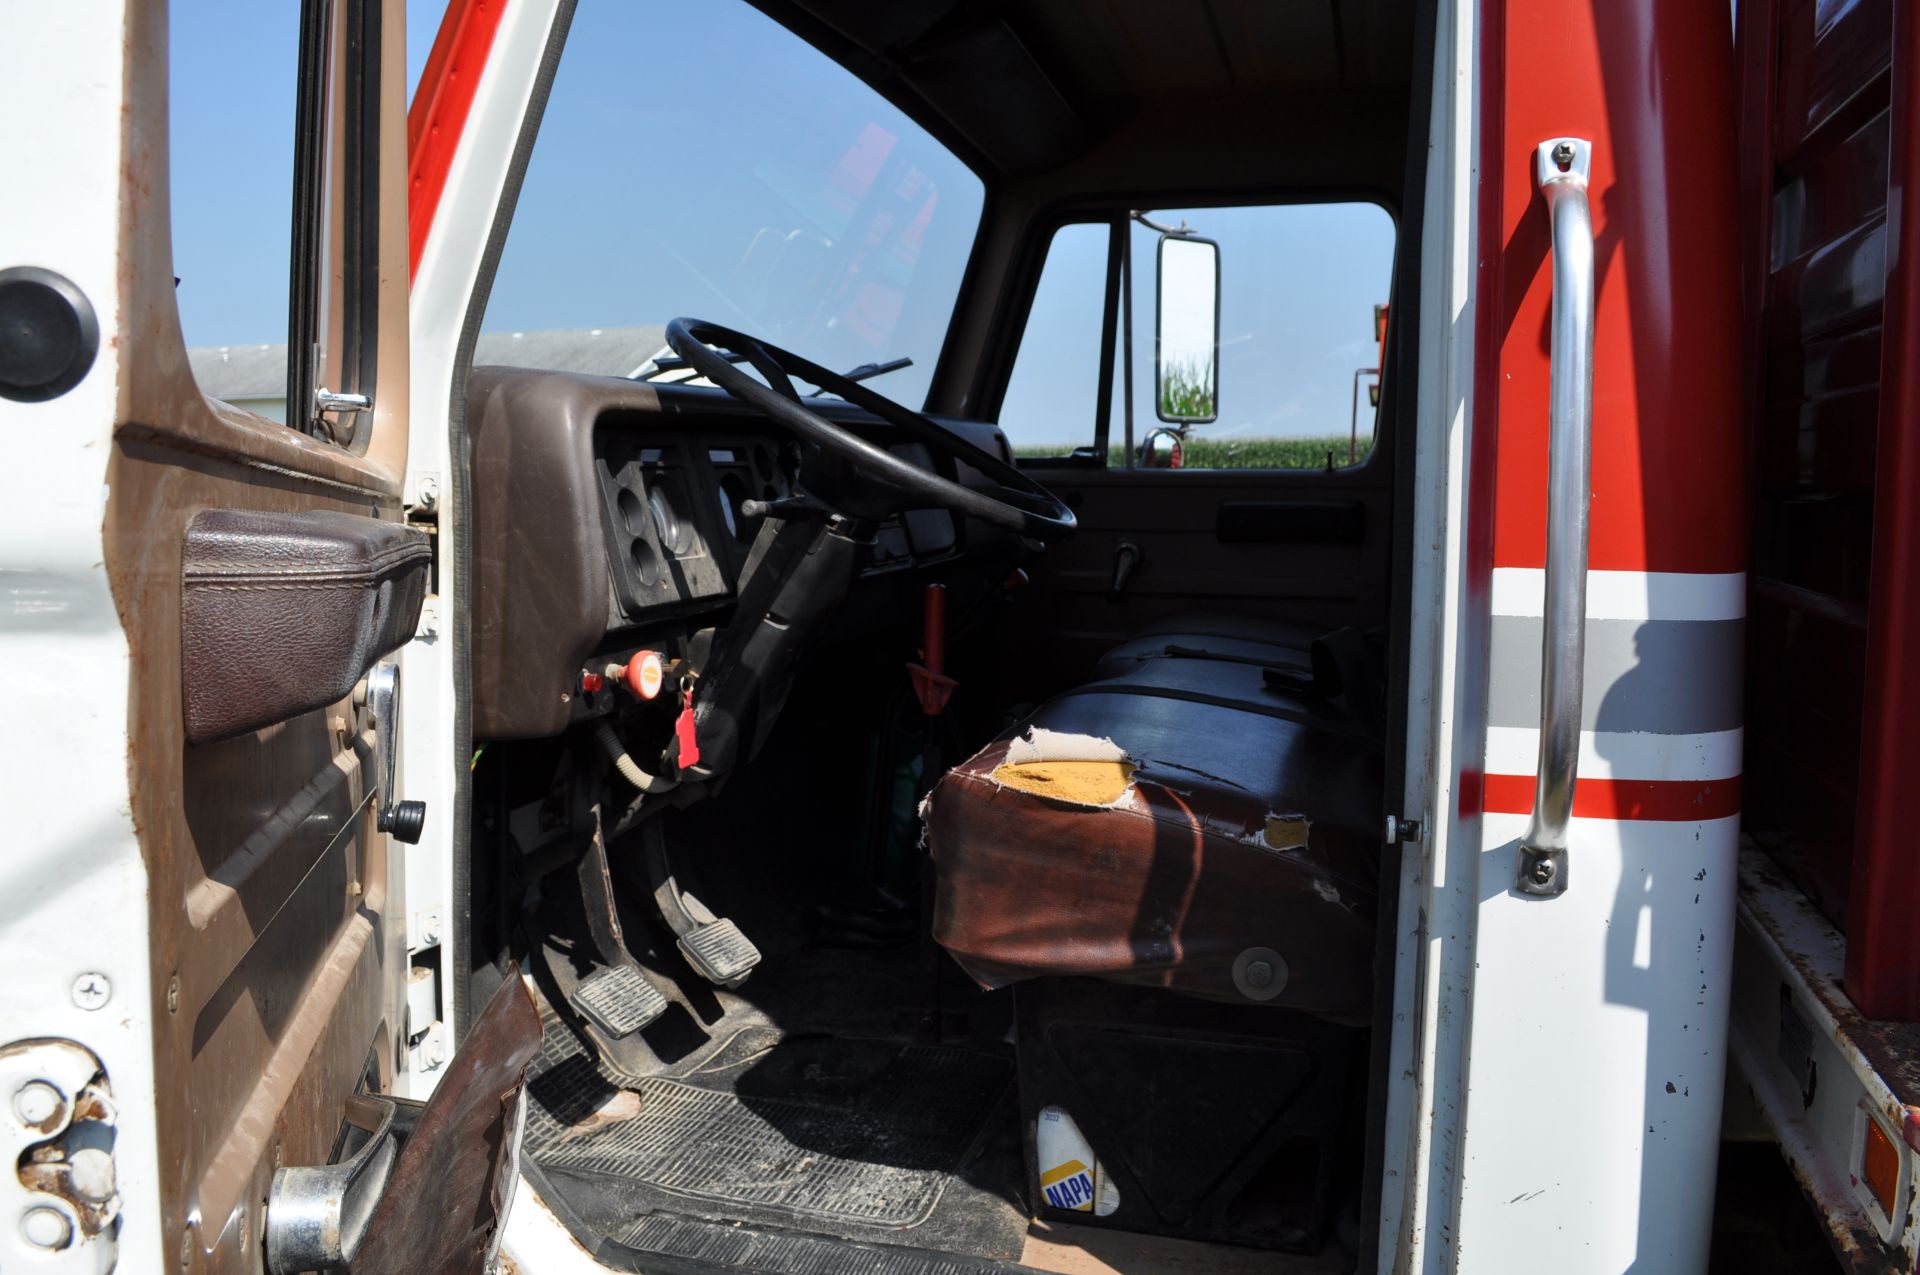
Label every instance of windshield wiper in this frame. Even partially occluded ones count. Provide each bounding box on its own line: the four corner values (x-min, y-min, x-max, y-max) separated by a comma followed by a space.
637, 350, 748, 380
637, 350, 912, 393
808, 356, 912, 396
633, 349, 910, 393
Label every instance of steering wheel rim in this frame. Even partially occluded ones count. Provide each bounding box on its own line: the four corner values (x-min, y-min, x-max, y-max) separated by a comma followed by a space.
663, 317, 1077, 542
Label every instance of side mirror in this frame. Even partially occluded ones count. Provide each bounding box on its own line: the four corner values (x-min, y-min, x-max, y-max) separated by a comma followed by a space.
1138, 426, 1184, 469
1155, 234, 1220, 424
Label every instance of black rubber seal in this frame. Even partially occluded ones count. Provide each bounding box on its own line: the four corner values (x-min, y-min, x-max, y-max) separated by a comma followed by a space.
0, 267, 99, 403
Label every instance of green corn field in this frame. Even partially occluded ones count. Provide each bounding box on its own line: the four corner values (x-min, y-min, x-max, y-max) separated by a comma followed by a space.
1014, 433, 1373, 470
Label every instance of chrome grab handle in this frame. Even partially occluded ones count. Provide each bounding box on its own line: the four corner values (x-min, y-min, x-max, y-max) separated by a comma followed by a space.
1517, 138, 1595, 899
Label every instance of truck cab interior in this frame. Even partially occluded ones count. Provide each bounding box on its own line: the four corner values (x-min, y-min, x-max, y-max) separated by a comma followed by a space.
462, 0, 1423, 1268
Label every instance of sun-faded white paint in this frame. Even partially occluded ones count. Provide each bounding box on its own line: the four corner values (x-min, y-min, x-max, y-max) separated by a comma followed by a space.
1452, 812, 1737, 1271
1730, 848, 1920, 1267
1484, 726, 1743, 783
1376, 0, 1483, 1265
0, 3, 163, 1270
1491, 568, 1747, 622
400, 0, 572, 1098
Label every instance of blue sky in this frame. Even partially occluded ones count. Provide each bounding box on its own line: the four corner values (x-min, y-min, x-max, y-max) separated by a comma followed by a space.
170, 1, 1393, 447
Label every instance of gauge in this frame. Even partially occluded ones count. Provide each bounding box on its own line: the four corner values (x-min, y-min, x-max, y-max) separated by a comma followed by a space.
648, 487, 683, 554
719, 473, 752, 541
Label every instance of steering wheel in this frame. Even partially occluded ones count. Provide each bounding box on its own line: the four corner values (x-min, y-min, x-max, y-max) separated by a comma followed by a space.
664, 318, 1076, 542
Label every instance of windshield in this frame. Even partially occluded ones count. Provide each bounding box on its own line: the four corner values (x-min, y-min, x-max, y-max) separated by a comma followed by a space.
479, 0, 986, 409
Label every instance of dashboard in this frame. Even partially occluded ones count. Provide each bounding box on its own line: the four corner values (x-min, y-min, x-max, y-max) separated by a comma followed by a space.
592, 420, 959, 622
467, 365, 1002, 739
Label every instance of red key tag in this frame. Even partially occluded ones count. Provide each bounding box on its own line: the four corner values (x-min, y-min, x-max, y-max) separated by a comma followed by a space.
674, 684, 701, 769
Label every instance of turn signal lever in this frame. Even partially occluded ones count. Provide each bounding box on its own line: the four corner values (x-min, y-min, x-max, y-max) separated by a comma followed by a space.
362, 662, 427, 844
740, 494, 833, 523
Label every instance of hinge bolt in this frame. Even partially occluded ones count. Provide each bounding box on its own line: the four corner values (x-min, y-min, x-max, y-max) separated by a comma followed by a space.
21, 1205, 73, 1250
13, 1081, 61, 1126
1385, 815, 1423, 844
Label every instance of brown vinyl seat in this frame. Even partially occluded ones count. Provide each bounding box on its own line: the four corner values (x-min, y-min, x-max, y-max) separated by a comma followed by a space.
924, 624, 1383, 1022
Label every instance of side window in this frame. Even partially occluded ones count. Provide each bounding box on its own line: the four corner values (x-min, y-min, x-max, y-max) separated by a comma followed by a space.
999, 223, 1113, 459
171, 1, 383, 446
998, 202, 1396, 470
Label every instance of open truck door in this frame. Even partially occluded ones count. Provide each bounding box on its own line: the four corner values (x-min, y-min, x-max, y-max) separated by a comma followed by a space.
0, 3, 540, 1271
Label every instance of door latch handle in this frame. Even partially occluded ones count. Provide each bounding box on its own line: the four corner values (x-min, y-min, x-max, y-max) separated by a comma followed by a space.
315, 386, 372, 414
1107, 542, 1144, 601
1516, 137, 1595, 899
362, 662, 427, 844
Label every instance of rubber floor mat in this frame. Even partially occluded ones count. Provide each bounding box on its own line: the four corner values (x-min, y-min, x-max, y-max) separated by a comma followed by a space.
525, 1018, 1014, 1229
611, 1212, 1046, 1274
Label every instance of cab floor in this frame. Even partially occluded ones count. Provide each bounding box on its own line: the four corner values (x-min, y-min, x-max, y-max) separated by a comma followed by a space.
522, 934, 1035, 1262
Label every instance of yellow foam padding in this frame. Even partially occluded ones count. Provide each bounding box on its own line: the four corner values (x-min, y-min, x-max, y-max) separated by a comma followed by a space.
992, 760, 1136, 806
1263, 816, 1310, 850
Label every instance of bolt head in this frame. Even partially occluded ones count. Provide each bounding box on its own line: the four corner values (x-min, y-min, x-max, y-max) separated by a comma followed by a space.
1246, 960, 1275, 989
13, 1081, 62, 1127
70, 973, 111, 1011
1530, 857, 1557, 885
1551, 142, 1575, 170
21, 1205, 72, 1250
68, 1146, 116, 1203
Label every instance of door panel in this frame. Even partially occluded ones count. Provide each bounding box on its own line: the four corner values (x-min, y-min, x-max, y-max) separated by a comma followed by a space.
106, 1, 421, 1267
1013, 466, 1393, 686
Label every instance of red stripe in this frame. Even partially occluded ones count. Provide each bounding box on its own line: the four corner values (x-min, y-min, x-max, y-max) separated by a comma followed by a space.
1489, 0, 1746, 575
407, 0, 510, 282
1483, 773, 1742, 822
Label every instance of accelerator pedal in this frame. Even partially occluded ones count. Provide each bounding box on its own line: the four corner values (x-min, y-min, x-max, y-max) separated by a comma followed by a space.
642, 820, 762, 989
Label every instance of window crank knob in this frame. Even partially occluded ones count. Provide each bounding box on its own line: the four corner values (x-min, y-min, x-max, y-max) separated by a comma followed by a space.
381, 800, 427, 845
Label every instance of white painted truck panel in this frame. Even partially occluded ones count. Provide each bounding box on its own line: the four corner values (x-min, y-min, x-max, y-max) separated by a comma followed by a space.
399, 0, 572, 1099
0, 3, 159, 1271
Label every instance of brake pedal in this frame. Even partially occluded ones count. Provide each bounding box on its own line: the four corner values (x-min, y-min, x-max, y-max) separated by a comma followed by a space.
642, 821, 762, 988
569, 963, 668, 1038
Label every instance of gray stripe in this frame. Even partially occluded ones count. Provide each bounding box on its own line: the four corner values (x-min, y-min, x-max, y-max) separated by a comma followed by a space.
1487, 617, 1744, 734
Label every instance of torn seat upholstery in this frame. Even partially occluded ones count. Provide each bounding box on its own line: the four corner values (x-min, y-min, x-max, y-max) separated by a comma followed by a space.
925, 635, 1382, 1021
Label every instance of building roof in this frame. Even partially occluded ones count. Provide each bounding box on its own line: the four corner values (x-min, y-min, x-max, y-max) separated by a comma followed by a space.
186, 325, 669, 401
185, 343, 287, 402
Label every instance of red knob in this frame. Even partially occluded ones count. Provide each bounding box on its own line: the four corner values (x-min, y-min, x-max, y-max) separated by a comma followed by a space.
623, 650, 665, 700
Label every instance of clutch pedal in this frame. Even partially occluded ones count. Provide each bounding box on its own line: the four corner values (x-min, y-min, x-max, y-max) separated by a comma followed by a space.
564, 806, 672, 1072
569, 963, 668, 1038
